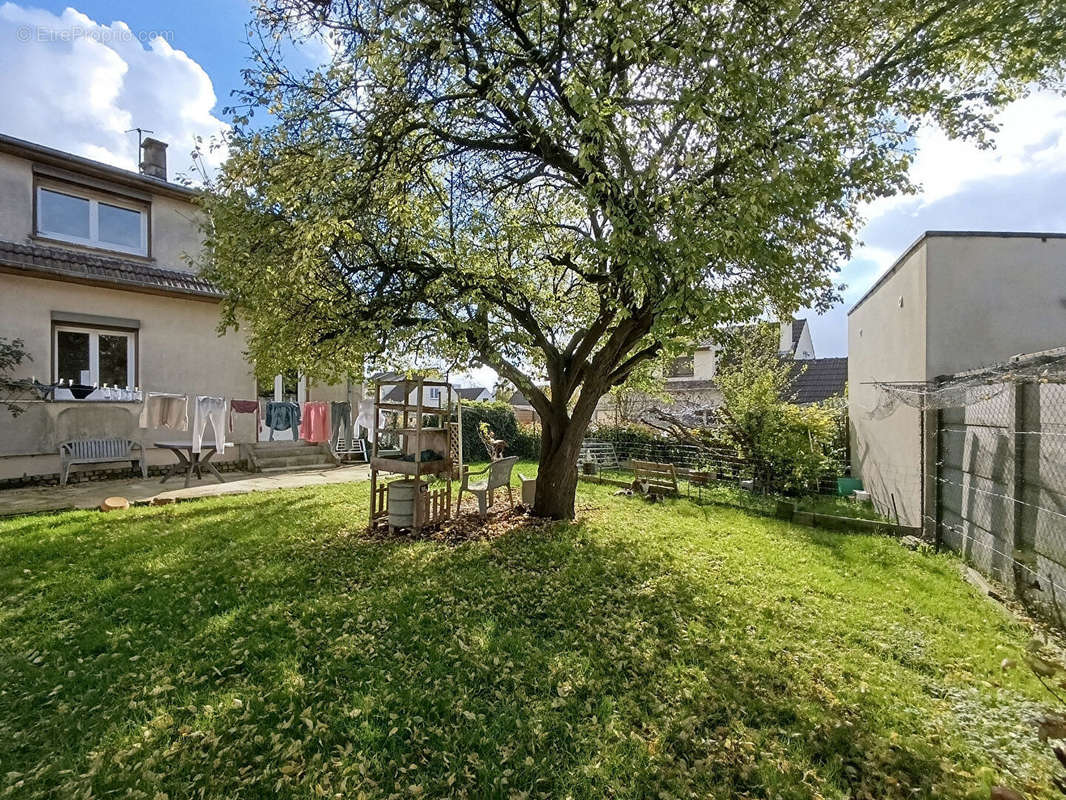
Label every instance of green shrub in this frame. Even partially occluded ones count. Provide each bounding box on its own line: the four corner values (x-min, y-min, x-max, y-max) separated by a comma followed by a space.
512, 423, 541, 460
459, 401, 528, 461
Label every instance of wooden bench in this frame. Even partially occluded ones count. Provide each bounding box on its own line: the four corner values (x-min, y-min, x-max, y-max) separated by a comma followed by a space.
631, 459, 679, 496
59, 438, 147, 486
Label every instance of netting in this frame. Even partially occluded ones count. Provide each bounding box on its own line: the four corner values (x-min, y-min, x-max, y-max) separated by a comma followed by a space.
894, 347, 1066, 627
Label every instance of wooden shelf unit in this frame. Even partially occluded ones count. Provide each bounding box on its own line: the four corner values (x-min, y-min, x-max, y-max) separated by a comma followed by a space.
368, 377, 463, 534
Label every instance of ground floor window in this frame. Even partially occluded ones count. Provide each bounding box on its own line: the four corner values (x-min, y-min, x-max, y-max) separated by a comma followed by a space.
54, 325, 136, 389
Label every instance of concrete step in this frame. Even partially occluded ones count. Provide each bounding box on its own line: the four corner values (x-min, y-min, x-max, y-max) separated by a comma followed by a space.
259, 463, 338, 475
252, 444, 325, 459
254, 454, 334, 470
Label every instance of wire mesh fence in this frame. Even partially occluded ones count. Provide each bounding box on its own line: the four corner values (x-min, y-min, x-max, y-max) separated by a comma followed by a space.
578, 436, 857, 517
874, 346, 1066, 626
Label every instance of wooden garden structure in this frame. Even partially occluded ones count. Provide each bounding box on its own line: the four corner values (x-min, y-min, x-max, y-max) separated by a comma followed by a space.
368, 377, 462, 534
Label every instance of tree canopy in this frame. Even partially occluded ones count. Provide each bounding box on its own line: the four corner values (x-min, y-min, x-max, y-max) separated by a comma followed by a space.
200, 0, 1065, 517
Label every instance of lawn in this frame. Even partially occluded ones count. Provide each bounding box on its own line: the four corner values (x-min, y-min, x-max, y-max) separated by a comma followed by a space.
0, 472, 1058, 799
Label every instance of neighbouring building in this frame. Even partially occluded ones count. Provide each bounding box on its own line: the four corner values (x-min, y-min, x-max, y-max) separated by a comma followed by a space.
593, 319, 845, 424
848, 231, 1066, 528
0, 133, 352, 483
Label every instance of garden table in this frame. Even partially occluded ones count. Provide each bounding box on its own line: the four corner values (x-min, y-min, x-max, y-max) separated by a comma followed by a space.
155, 441, 233, 488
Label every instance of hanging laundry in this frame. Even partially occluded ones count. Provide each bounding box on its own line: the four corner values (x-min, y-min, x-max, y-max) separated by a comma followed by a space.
330, 401, 353, 450
265, 401, 301, 441
355, 398, 377, 441
229, 399, 260, 433
139, 392, 188, 430
300, 401, 331, 443
192, 396, 228, 454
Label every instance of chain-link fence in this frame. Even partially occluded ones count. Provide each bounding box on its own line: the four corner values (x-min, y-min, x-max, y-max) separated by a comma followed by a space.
579, 436, 856, 517
879, 347, 1066, 625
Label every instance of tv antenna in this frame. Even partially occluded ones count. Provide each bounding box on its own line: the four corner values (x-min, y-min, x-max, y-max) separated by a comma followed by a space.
125, 127, 154, 156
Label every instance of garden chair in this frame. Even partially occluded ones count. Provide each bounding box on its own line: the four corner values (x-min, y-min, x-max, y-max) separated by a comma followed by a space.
458, 456, 519, 518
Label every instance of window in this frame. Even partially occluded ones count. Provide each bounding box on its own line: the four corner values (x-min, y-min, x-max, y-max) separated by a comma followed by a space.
428, 387, 441, 401
37, 185, 148, 255
54, 325, 136, 393
666, 355, 695, 378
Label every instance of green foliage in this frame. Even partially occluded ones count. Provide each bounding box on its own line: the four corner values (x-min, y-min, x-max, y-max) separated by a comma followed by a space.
0, 337, 31, 417
198, 0, 1066, 512
460, 401, 522, 461
0, 481, 1057, 797
513, 424, 542, 460
716, 333, 843, 493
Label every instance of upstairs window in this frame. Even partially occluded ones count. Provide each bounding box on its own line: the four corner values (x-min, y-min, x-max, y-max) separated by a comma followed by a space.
37, 185, 148, 256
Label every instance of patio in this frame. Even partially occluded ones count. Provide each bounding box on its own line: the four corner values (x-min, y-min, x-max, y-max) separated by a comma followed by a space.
0, 463, 371, 516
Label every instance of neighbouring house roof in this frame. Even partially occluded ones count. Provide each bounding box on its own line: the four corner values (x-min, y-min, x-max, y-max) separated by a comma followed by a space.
698, 318, 807, 356
0, 239, 222, 300
509, 390, 531, 407
456, 387, 488, 400
0, 132, 198, 201
368, 371, 405, 383
788, 357, 847, 404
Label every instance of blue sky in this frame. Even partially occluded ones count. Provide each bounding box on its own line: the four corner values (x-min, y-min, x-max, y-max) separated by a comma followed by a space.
3, 2, 1065, 369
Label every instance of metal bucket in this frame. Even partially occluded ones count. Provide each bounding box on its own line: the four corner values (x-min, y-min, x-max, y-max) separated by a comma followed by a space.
387, 479, 424, 528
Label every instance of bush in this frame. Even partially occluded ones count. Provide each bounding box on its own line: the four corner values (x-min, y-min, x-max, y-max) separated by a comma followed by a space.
512, 424, 541, 460
459, 401, 541, 461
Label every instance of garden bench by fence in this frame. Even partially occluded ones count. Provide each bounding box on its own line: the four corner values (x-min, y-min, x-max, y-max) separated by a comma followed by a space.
59, 438, 147, 486
458, 456, 518, 517
632, 459, 679, 496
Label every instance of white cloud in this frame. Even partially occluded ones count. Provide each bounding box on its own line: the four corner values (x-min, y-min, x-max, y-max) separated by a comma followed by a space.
808, 89, 1066, 357
0, 3, 228, 182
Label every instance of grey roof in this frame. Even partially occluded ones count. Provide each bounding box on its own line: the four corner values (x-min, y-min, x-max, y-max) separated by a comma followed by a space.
0, 132, 198, 200
456, 387, 488, 400
0, 239, 222, 299
368, 371, 405, 383
788, 357, 847, 404
509, 390, 531, 407
791, 319, 807, 350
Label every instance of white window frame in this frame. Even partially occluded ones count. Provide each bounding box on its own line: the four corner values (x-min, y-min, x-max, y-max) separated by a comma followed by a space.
36, 184, 149, 256
53, 325, 137, 396
428, 387, 441, 401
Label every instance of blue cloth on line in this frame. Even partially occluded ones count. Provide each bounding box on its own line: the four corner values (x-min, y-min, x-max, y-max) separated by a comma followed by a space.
265, 401, 301, 440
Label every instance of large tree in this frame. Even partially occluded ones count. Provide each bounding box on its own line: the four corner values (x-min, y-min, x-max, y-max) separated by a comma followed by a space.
200, 0, 1064, 518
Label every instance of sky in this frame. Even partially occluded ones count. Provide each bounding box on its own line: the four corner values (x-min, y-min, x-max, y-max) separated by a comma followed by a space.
2, 2, 1065, 380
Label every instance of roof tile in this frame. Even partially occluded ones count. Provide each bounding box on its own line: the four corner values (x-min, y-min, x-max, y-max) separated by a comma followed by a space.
0, 239, 221, 298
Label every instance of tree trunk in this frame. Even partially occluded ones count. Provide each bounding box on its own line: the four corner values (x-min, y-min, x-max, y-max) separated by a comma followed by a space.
532, 410, 588, 520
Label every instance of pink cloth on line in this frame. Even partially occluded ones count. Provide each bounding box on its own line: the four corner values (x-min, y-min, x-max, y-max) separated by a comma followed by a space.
299, 402, 331, 442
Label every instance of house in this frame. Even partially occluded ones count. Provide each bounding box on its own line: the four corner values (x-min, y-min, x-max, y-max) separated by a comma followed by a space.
594, 319, 844, 424
0, 133, 351, 483
456, 386, 491, 403
658, 319, 818, 413
370, 371, 463, 409
508, 390, 539, 424
848, 231, 1066, 529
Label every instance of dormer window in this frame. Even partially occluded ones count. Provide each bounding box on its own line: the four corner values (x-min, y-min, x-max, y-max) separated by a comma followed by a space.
666, 355, 695, 378
36, 185, 148, 256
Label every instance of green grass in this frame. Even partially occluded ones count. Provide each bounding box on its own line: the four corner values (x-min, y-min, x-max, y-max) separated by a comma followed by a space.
589, 466, 887, 521
0, 473, 1057, 799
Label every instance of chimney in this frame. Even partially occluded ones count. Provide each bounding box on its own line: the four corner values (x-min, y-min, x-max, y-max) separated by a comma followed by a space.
139, 137, 168, 180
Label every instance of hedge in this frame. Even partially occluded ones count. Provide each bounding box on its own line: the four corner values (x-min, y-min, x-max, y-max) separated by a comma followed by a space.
459, 401, 540, 461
